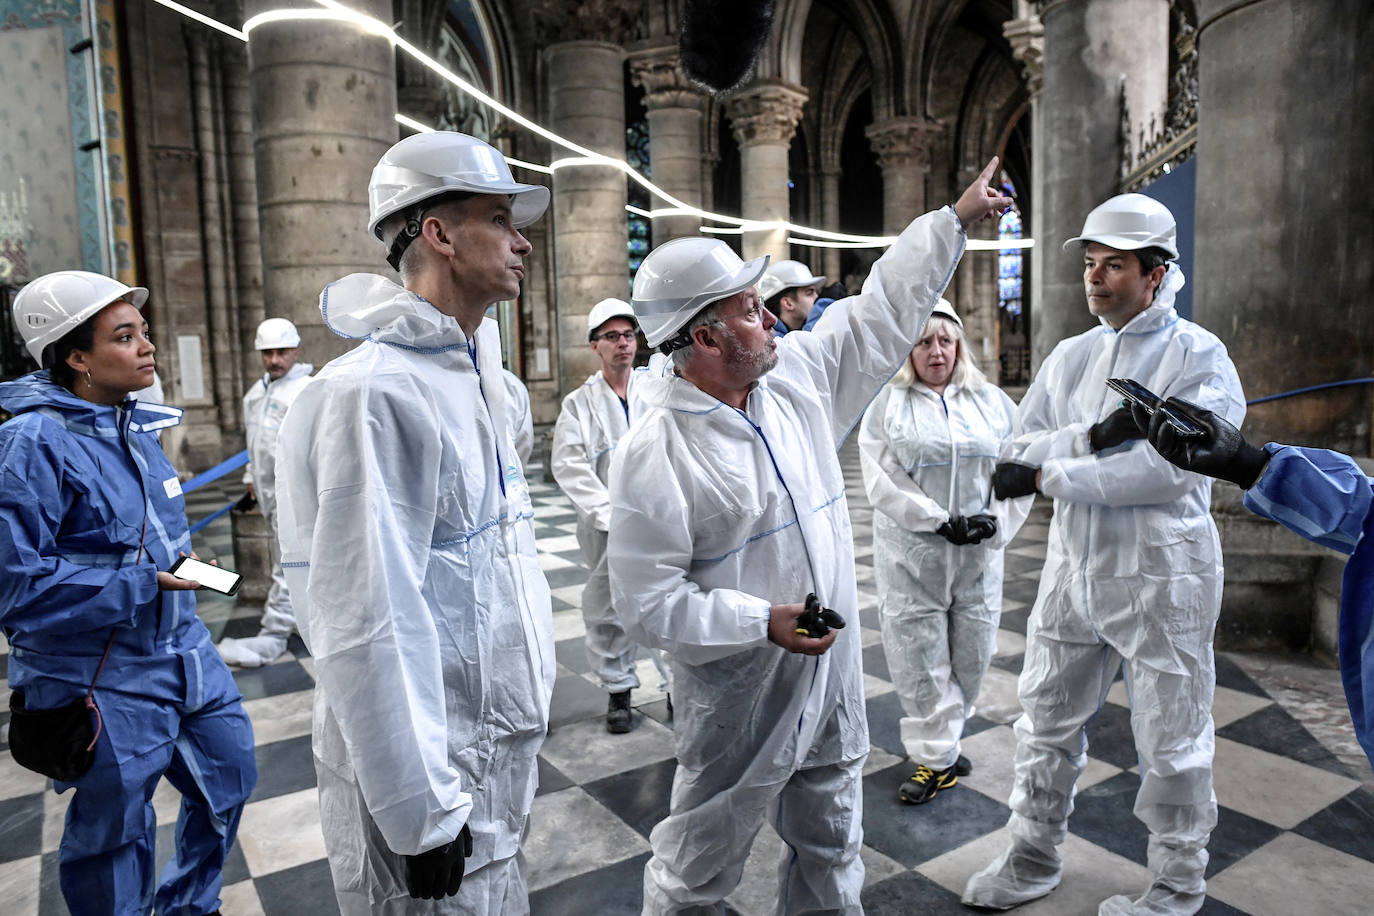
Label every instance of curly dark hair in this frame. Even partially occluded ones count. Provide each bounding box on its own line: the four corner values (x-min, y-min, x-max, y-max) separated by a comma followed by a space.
42, 317, 98, 391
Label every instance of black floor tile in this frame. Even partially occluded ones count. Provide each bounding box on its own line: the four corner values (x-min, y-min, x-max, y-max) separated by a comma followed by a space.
529, 850, 650, 915
862, 641, 891, 682
153, 821, 252, 887
865, 690, 907, 758
584, 758, 676, 840
1069, 771, 1147, 865
536, 756, 574, 797
255, 857, 341, 916
249, 734, 318, 802
861, 868, 969, 915
543, 565, 592, 590
220, 615, 262, 640
989, 651, 1025, 675
555, 636, 592, 675
861, 761, 1011, 868
1213, 654, 1267, 697
1292, 787, 1374, 864
1003, 554, 1047, 578
1206, 804, 1282, 877
638, 696, 675, 728
0, 792, 44, 864
286, 633, 310, 659
231, 659, 315, 701
998, 602, 1032, 635
38, 850, 65, 916
962, 714, 998, 740
1215, 704, 1348, 776
1198, 896, 1251, 915
1002, 579, 1043, 609
549, 673, 607, 729
1084, 702, 1140, 771
859, 604, 880, 631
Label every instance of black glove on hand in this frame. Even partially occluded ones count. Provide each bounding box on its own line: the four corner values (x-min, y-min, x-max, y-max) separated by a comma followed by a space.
796, 593, 847, 638
964, 513, 998, 544
937, 516, 970, 544
992, 462, 1039, 500
1089, 404, 1147, 453
233, 491, 257, 513
405, 824, 473, 900
1147, 398, 1269, 489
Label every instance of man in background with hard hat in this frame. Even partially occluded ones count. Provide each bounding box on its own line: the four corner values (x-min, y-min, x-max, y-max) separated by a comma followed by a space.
759, 258, 825, 335
218, 317, 312, 668
608, 159, 1010, 914
964, 194, 1245, 916
551, 298, 670, 734
274, 131, 554, 914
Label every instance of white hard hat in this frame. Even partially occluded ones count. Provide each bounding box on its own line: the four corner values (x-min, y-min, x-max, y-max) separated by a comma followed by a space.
926, 298, 962, 328
631, 238, 769, 349
758, 260, 826, 302
368, 131, 550, 269
1063, 193, 1178, 259
586, 298, 637, 340
254, 317, 301, 350
12, 270, 148, 365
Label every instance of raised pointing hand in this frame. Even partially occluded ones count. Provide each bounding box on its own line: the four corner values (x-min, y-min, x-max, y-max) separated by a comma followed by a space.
954, 157, 1014, 230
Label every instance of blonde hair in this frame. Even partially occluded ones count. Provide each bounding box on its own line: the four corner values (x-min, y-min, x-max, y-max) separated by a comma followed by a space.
890, 314, 988, 392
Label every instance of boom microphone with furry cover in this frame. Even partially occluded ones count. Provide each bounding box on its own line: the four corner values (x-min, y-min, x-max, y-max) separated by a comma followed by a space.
679, 0, 777, 92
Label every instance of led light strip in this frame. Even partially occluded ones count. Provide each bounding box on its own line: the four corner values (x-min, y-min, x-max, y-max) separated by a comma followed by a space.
153, 0, 1033, 252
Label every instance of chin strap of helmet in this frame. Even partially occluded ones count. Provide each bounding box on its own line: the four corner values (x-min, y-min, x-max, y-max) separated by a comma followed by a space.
386, 211, 425, 272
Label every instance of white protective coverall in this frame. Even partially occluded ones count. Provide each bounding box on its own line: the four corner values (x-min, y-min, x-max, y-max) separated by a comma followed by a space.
608, 208, 966, 914
501, 367, 534, 467
859, 379, 1029, 770
275, 273, 555, 915
977, 267, 1244, 910
240, 361, 313, 636
552, 370, 669, 693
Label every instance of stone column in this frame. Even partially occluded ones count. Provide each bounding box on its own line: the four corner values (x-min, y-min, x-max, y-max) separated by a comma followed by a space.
1003, 3, 1043, 380
1193, 0, 1374, 453
725, 81, 808, 262
865, 117, 940, 235
1033, 0, 1169, 367
220, 39, 265, 404
818, 167, 842, 283
630, 48, 707, 246
545, 40, 630, 397
244, 0, 397, 365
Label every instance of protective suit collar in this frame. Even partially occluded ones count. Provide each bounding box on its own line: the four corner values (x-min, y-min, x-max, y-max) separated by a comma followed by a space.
257, 361, 314, 389
0, 371, 184, 435
1100, 263, 1186, 335
320, 272, 473, 351
634, 362, 777, 416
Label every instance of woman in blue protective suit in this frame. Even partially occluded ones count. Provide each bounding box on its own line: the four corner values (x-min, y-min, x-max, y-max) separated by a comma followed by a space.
0, 271, 257, 916
859, 300, 1032, 804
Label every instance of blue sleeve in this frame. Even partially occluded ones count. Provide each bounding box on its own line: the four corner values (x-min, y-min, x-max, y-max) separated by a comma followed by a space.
1243, 444, 1373, 556
0, 430, 157, 639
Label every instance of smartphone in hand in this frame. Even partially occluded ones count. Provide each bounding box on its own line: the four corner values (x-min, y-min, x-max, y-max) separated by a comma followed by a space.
1105, 378, 1207, 438
168, 556, 244, 596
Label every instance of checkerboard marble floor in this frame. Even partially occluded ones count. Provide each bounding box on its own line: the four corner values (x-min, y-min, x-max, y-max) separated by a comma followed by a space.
3, 441, 1373, 915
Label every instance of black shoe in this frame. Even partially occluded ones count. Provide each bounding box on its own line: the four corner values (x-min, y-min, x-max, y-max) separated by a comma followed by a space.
606, 690, 633, 734
954, 754, 972, 777
899, 765, 957, 804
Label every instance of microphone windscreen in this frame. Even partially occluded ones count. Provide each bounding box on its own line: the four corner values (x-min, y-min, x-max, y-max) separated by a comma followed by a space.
679, 0, 777, 92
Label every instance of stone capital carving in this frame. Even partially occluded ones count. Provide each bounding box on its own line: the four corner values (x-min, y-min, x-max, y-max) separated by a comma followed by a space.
1003, 15, 1045, 97
629, 50, 706, 112
724, 81, 809, 147
532, 0, 642, 48
865, 117, 943, 172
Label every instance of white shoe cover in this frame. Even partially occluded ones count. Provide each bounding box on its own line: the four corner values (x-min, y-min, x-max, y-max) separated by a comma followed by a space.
217, 634, 288, 668
1098, 881, 1204, 916
961, 843, 1063, 910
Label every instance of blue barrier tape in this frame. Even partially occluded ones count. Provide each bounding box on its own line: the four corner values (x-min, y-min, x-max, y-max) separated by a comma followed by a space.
183, 450, 249, 494
188, 500, 236, 536
1247, 378, 1374, 406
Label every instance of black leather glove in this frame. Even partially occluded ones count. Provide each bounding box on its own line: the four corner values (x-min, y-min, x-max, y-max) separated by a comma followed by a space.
992, 462, 1039, 500
404, 824, 473, 900
1089, 404, 1147, 453
795, 593, 847, 638
964, 513, 998, 544
937, 516, 970, 544
233, 491, 257, 513
1146, 398, 1269, 489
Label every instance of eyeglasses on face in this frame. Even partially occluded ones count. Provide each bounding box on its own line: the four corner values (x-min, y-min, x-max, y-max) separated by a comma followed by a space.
594, 330, 638, 342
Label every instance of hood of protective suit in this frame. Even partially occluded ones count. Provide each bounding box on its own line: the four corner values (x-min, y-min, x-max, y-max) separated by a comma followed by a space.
321, 273, 473, 349
0, 371, 183, 435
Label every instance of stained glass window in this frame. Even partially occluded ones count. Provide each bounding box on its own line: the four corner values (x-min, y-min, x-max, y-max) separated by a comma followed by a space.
997, 172, 1024, 325
626, 118, 651, 283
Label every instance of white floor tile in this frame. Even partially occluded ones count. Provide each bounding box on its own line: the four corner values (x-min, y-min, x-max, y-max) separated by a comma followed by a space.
236, 787, 327, 877
538, 714, 676, 784
958, 724, 1120, 809
526, 787, 650, 892
0, 854, 41, 916
241, 689, 314, 745
1207, 832, 1374, 914
1211, 736, 1359, 828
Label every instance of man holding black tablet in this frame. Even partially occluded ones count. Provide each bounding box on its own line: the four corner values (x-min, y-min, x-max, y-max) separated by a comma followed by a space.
965, 195, 1246, 916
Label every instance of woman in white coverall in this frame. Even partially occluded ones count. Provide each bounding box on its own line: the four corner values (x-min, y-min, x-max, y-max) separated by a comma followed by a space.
860, 300, 1029, 805
274, 132, 555, 915
607, 160, 1011, 914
